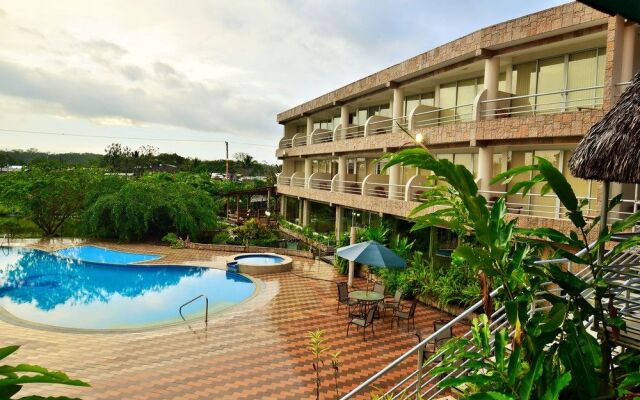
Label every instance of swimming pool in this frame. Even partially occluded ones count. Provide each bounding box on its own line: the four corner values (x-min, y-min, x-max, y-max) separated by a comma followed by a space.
234, 254, 285, 265
55, 245, 160, 264
0, 247, 255, 330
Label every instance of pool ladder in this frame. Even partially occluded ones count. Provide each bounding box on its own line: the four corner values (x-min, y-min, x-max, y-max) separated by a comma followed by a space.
179, 294, 209, 325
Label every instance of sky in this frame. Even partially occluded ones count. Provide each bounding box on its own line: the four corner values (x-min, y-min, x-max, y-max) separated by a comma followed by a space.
0, 0, 568, 163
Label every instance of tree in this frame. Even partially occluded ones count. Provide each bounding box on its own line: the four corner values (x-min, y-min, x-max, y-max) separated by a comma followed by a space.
234, 152, 257, 176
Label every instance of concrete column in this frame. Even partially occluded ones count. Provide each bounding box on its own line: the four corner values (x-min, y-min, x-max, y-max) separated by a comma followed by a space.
389, 87, 405, 200
337, 154, 347, 193
339, 105, 349, 140
298, 199, 303, 225
302, 199, 310, 227
335, 205, 343, 239
304, 158, 312, 188
434, 84, 440, 107
622, 24, 638, 82
483, 56, 500, 119
477, 146, 494, 197
306, 116, 313, 145
505, 63, 513, 94
348, 225, 356, 288
392, 86, 405, 133
280, 196, 287, 219
605, 15, 626, 108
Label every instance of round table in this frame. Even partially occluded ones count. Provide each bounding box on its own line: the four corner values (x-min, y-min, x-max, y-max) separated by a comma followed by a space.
349, 291, 384, 302
349, 291, 384, 318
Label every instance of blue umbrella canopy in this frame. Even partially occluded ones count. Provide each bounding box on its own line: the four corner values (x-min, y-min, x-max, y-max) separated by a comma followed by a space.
336, 240, 406, 268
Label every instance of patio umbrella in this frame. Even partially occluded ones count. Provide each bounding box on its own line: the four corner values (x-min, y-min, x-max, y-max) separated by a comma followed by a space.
568, 71, 640, 258
336, 240, 406, 290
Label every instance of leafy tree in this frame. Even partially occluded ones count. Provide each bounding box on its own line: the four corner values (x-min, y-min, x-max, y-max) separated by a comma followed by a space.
0, 166, 99, 237
83, 177, 219, 241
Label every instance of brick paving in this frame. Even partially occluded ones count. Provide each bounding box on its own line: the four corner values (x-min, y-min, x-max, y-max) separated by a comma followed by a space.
1, 241, 468, 399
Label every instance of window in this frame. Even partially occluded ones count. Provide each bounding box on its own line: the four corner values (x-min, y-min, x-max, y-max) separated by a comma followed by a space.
313, 119, 333, 131
511, 47, 606, 115
404, 92, 435, 115
438, 77, 483, 123
347, 159, 356, 175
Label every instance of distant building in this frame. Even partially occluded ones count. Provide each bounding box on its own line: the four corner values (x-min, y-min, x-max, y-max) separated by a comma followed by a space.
0, 166, 23, 173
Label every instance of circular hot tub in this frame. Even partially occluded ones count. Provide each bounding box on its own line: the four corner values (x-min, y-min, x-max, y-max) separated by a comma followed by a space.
229, 253, 293, 274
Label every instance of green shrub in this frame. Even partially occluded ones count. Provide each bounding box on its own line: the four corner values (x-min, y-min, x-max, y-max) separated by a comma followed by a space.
162, 232, 185, 248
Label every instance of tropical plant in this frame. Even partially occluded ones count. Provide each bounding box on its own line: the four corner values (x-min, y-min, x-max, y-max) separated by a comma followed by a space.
307, 330, 329, 400
0, 345, 89, 399
384, 146, 640, 399
358, 225, 390, 244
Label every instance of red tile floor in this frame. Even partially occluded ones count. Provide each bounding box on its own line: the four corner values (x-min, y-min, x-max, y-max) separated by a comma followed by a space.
1, 241, 468, 399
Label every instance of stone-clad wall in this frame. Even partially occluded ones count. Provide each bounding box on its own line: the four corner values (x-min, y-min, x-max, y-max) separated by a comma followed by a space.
277, 3, 608, 123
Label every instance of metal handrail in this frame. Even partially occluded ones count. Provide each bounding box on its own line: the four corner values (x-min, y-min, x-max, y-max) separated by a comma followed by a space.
179, 294, 209, 324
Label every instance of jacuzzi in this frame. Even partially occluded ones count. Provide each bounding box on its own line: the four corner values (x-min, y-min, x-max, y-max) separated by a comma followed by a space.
228, 253, 293, 274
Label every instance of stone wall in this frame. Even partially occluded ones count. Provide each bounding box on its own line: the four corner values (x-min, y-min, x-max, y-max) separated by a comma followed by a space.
186, 242, 314, 259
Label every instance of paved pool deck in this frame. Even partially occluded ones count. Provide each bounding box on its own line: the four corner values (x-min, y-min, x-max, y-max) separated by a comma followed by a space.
0, 240, 468, 399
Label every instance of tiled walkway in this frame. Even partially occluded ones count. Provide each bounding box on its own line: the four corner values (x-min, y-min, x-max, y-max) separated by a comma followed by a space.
1, 241, 468, 399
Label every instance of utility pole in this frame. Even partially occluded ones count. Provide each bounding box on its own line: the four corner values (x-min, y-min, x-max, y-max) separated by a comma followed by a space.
225, 141, 229, 180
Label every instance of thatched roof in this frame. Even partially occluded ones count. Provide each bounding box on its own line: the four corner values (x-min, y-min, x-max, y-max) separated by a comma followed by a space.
569, 72, 640, 184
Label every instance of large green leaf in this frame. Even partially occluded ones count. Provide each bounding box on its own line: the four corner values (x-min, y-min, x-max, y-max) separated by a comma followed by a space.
547, 264, 589, 296
535, 157, 578, 212
558, 323, 600, 398
519, 353, 544, 400
466, 392, 516, 400
0, 346, 19, 361
540, 303, 567, 333
540, 372, 572, 400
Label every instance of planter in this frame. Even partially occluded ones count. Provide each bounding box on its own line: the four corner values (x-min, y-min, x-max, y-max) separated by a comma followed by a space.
278, 225, 335, 253
186, 242, 314, 259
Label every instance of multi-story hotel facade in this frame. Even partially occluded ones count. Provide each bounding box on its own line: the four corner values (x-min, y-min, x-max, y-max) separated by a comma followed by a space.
276, 2, 640, 241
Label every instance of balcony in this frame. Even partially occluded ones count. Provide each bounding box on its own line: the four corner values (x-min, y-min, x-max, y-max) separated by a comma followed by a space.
277, 85, 609, 151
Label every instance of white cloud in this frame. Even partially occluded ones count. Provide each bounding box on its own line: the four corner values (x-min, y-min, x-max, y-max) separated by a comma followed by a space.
0, 0, 568, 160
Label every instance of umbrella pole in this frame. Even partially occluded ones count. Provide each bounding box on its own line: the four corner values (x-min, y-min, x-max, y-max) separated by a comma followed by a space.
347, 226, 357, 288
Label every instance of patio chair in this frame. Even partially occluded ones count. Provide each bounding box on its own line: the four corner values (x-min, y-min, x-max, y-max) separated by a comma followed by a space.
373, 282, 385, 295
391, 299, 418, 331
347, 305, 377, 341
416, 319, 453, 362
336, 282, 357, 314
382, 289, 402, 320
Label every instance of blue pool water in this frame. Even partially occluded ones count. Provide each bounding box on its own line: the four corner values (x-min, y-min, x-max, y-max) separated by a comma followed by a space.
0, 247, 255, 330
234, 254, 284, 265
55, 245, 160, 265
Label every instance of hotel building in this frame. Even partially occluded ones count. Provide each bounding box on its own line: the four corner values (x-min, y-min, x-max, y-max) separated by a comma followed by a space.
276, 3, 640, 241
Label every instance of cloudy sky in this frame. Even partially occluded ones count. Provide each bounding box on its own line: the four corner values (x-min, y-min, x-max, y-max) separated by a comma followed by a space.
0, 0, 567, 163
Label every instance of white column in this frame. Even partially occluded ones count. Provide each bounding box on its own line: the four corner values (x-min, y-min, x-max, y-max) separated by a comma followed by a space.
483, 56, 500, 119
304, 158, 312, 188
339, 105, 349, 140
622, 24, 638, 82
280, 196, 287, 219
389, 87, 405, 200
335, 206, 343, 239
306, 116, 313, 145
477, 147, 493, 197
302, 199, 310, 227
392, 87, 404, 133
348, 225, 356, 288
337, 154, 347, 193
505, 63, 513, 94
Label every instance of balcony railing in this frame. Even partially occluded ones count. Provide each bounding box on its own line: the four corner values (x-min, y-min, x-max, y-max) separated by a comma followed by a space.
278, 82, 623, 150
279, 175, 640, 226
480, 85, 604, 118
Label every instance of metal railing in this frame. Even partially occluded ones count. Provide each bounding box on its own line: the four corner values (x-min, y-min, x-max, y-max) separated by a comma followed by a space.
334, 125, 365, 141
310, 178, 332, 191
366, 116, 409, 136
411, 104, 474, 129
340, 243, 635, 399
291, 177, 306, 188
480, 85, 604, 118
292, 135, 308, 147
179, 294, 209, 325
279, 138, 293, 149
277, 175, 292, 186
311, 130, 334, 144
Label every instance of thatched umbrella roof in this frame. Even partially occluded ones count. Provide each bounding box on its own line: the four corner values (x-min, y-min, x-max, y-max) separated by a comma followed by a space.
569, 72, 640, 184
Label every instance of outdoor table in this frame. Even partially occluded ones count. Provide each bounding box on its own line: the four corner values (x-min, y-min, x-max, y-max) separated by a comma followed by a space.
349, 290, 384, 318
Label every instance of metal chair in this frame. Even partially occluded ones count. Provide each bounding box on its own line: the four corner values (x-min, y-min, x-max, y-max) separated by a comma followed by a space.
336, 282, 357, 314
373, 282, 385, 295
416, 319, 454, 362
382, 289, 403, 320
347, 305, 377, 341
391, 299, 418, 331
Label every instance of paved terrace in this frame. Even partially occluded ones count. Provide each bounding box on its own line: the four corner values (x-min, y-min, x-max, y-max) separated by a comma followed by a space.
1, 241, 468, 399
